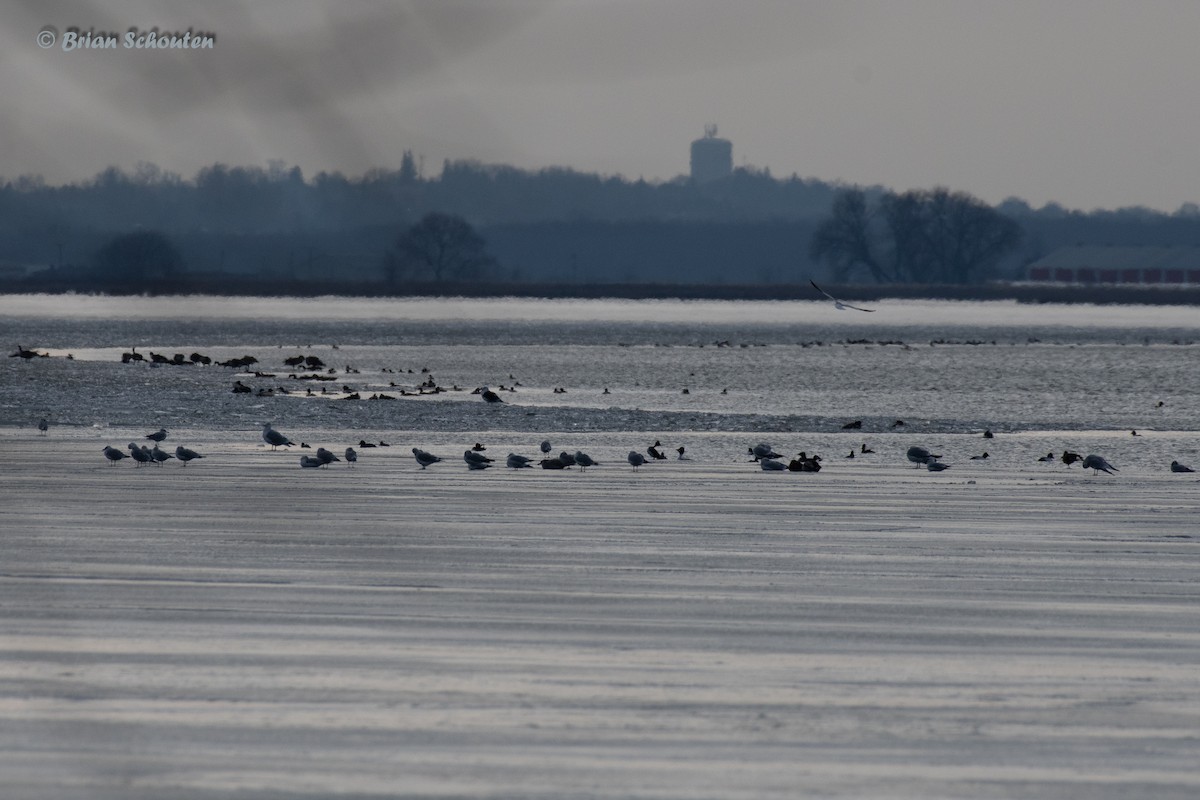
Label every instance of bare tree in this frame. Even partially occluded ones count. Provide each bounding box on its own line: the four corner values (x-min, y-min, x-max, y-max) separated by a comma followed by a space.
809, 189, 891, 282
811, 188, 1021, 284
393, 212, 495, 282
93, 230, 183, 282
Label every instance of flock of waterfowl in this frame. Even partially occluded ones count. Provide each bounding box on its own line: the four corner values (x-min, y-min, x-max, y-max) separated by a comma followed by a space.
14, 343, 1197, 477
76, 419, 1196, 477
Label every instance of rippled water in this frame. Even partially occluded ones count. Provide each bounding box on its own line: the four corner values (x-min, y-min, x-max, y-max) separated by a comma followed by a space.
4, 295, 1200, 467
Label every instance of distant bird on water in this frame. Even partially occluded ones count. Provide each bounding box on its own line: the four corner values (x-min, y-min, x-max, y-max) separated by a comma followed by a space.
809, 280, 875, 312
1082, 454, 1118, 475
102, 445, 128, 465
412, 448, 443, 469
676, 446, 689, 460
970, 452, 990, 460
175, 445, 203, 465
262, 423, 294, 450
1170, 460, 1194, 473
627, 451, 647, 470
1038, 452, 1056, 463
146, 428, 168, 442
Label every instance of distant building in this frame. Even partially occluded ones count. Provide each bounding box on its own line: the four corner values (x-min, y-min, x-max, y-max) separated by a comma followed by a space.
1025, 246, 1200, 284
690, 125, 732, 184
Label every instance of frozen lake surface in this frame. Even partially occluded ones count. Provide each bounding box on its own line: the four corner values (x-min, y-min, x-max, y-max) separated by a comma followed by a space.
2, 295, 1200, 798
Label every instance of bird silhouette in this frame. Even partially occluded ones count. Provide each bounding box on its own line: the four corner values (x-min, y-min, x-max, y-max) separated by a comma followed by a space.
1082, 454, 1117, 475
809, 280, 875, 312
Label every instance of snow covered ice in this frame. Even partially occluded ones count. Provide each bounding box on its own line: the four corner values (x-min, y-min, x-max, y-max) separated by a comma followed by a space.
3, 295, 1200, 798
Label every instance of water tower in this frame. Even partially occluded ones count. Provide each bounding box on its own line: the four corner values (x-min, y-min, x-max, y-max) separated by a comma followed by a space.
690, 124, 732, 183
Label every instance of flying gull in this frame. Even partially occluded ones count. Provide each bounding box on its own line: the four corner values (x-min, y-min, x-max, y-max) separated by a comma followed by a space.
810, 280, 875, 312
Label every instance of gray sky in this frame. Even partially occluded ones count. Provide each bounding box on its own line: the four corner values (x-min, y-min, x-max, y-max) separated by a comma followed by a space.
5, 0, 1200, 212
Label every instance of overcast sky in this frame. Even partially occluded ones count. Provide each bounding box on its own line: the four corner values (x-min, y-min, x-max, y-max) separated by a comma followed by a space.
5, 0, 1200, 212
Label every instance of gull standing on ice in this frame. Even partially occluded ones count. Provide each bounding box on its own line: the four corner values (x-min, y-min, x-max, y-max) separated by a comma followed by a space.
262, 423, 295, 450
627, 451, 646, 471
809, 280, 875, 312
574, 450, 598, 471
316, 447, 341, 467
150, 445, 175, 465
463, 449, 494, 467
412, 448, 443, 469
103, 445, 128, 465
175, 445, 203, 465
1082, 454, 1117, 475
906, 446, 940, 467
344, 447, 357, 466
37, 418, 48, 435
146, 428, 168, 442
749, 443, 782, 461
540, 440, 552, 456
479, 386, 504, 404
127, 443, 152, 466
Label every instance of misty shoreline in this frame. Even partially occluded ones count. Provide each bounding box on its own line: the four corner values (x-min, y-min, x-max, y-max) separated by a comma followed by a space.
5, 279, 1200, 305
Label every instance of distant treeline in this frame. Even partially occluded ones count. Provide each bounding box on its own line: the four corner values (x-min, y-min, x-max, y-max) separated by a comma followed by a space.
15, 272, 1200, 306
4, 158, 1200, 289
